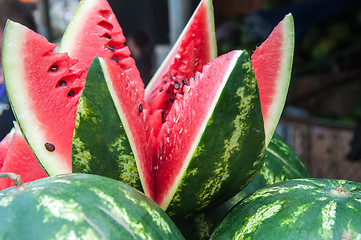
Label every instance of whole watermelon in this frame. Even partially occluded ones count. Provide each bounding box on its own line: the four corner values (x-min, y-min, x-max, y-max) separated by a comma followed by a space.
0, 173, 184, 240
211, 178, 361, 239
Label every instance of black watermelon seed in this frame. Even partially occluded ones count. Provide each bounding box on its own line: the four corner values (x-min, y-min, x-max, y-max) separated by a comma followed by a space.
169, 97, 175, 103
106, 45, 116, 51
58, 80, 67, 87
174, 81, 180, 90
166, 90, 171, 94
182, 79, 188, 86
68, 90, 75, 96
139, 104, 143, 114
111, 58, 119, 62
170, 75, 174, 80
160, 89, 164, 92
102, 33, 112, 39
50, 65, 58, 71
163, 80, 167, 84
45, 142, 55, 152
172, 93, 176, 98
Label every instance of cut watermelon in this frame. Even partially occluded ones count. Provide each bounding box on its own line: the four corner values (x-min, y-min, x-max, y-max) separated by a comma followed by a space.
0, 123, 47, 190
145, 0, 217, 122
2, 0, 139, 175
251, 13, 294, 146
2, 21, 81, 175
75, 49, 265, 215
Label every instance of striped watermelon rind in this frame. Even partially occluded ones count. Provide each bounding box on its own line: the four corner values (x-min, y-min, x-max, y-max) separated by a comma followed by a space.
0, 174, 184, 240
211, 178, 361, 239
72, 57, 142, 191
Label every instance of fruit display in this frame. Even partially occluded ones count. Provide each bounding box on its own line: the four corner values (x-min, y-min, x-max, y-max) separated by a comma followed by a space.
1, 0, 358, 239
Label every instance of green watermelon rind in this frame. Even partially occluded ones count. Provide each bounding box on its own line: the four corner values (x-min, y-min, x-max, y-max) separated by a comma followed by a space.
164, 50, 266, 215
210, 178, 361, 239
145, 0, 217, 96
72, 57, 142, 191
0, 173, 184, 239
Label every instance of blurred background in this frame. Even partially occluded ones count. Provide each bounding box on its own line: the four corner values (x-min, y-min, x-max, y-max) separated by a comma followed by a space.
1, 0, 361, 181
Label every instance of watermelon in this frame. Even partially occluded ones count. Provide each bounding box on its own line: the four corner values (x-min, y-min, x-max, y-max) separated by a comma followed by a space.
0, 173, 184, 239
75, 49, 265, 215
1, 0, 296, 217
145, 0, 217, 118
171, 134, 309, 240
2, 0, 138, 176
210, 178, 361, 239
251, 13, 294, 146
0, 123, 47, 191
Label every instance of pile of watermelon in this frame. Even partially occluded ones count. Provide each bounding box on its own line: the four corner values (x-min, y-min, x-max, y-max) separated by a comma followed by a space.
1, 0, 361, 239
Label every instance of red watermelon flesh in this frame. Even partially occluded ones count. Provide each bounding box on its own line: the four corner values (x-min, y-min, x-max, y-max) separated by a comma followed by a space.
251, 13, 294, 146
3, 0, 140, 175
58, 0, 136, 84
0, 128, 14, 169
0, 125, 47, 191
145, 0, 216, 123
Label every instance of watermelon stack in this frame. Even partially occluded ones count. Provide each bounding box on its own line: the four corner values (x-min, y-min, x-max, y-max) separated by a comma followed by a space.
1, 0, 300, 227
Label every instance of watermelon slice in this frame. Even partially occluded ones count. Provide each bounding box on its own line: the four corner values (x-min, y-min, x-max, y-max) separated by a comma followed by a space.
2, 0, 139, 175
251, 13, 294, 146
2, 21, 81, 175
0, 123, 47, 190
145, 0, 217, 122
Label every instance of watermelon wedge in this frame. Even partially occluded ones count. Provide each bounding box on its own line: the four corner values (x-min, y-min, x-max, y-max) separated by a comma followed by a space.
72, 57, 146, 191
251, 13, 294, 146
2, 0, 139, 175
74, 50, 265, 215
145, 0, 217, 121
2, 21, 81, 175
0, 123, 47, 190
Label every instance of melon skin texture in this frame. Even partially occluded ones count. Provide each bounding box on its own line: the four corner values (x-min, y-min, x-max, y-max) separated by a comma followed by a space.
251, 13, 294, 146
0, 174, 184, 240
210, 179, 361, 239
72, 57, 144, 191
171, 134, 309, 240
